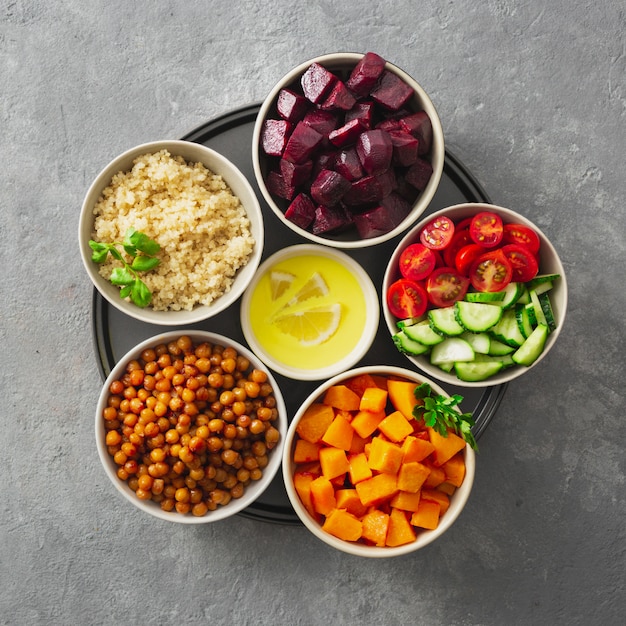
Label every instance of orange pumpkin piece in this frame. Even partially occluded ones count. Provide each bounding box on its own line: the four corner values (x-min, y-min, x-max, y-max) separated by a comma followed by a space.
348, 432, 368, 454
293, 471, 318, 518
322, 508, 363, 542
427, 427, 466, 466
386, 379, 422, 421
361, 509, 390, 547
296, 403, 335, 443
437, 482, 457, 496
345, 373, 379, 397
359, 386, 388, 413
319, 446, 349, 480
310, 476, 337, 516
323, 385, 361, 411
397, 461, 431, 493
351, 409, 385, 439
348, 452, 373, 484
335, 488, 368, 517
378, 410, 414, 443
401, 435, 435, 463
355, 472, 398, 507
293, 439, 321, 463
386, 508, 417, 546
411, 499, 441, 530
390, 490, 422, 512
367, 436, 404, 474
441, 452, 466, 487
421, 489, 450, 515
321, 413, 354, 450
423, 465, 446, 488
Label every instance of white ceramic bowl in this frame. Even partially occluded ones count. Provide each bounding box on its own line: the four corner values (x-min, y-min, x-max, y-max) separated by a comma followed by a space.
282, 365, 475, 557
252, 52, 445, 249
240, 244, 379, 380
383, 203, 568, 387
79, 140, 264, 325
95, 330, 287, 523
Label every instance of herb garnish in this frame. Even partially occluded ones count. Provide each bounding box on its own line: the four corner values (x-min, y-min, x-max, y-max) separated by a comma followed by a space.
89, 228, 160, 308
412, 383, 478, 451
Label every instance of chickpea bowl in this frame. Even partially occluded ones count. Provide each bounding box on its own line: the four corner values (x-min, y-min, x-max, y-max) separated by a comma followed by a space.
282, 366, 475, 557
95, 331, 287, 523
252, 51, 444, 249
79, 140, 264, 325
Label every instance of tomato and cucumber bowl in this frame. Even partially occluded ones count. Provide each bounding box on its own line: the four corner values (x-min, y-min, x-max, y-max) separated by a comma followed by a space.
382, 203, 567, 387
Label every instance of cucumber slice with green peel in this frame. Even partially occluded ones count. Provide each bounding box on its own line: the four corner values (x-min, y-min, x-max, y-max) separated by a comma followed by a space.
428, 307, 465, 336
515, 304, 535, 339
455, 301, 504, 332
539, 292, 557, 331
436, 361, 455, 373
528, 274, 560, 290
403, 319, 445, 346
396, 315, 426, 330
516, 288, 530, 305
460, 331, 491, 354
529, 289, 548, 329
533, 281, 554, 296
454, 360, 504, 382
488, 338, 515, 356
512, 323, 549, 366
524, 302, 537, 326
465, 291, 505, 303
474, 353, 515, 368
430, 337, 475, 364
499, 281, 525, 309
489, 308, 525, 347
392, 330, 431, 356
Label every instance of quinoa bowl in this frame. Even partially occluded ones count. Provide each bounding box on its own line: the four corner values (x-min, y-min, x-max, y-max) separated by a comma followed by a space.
79, 140, 264, 325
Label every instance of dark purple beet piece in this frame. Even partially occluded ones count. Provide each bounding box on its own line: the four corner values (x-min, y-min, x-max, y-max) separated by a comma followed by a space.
370, 70, 414, 111
302, 109, 339, 137
283, 121, 324, 164
399, 111, 433, 155
376, 118, 402, 132
301, 62, 337, 104
328, 118, 365, 147
352, 194, 410, 239
280, 158, 313, 187
261, 119, 293, 157
345, 52, 386, 97
389, 130, 419, 166
356, 129, 393, 174
276, 88, 311, 123
310, 169, 351, 206
285, 193, 316, 229
266, 170, 296, 201
345, 101, 374, 130
394, 175, 420, 203
320, 80, 357, 111
334, 148, 364, 181
312, 204, 353, 235
343, 169, 395, 206
405, 157, 433, 191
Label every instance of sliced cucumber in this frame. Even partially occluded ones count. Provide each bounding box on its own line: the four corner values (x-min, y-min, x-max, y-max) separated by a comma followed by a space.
533, 281, 554, 296
516, 288, 530, 305
474, 353, 515, 368
428, 307, 465, 336
392, 331, 430, 356
430, 337, 475, 365
528, 274, 560, 290
465, 291, 505, 303
515, 304, 534, 339
397, 316, 426, 330
454, 360, 504, 382
512, 323, 548, 366
436, 361, 455, 373
529, 289, 548, 329
524, 302, 537, 326
489, 308, 526, 347
460, 331, 491, 354
403, 319, 445, 346
499, 281, 525, 309
488, 338, 515, 356
455, 301, 503, 332
539, 293, 557, 332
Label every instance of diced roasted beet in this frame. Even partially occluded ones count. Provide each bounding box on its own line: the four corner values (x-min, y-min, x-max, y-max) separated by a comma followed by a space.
405, 157, 433, 190
352, 194, 410, 239
380, 191, 412, 221
312, 204, 353, 235
328, 118, 365, 147
302, 109, 340, 137
276, 88, 311, 123
310, 169, 351, 206
334, 148, 364, 181
343, 169, 395, 206
285, 193, 316, 229
261, 119, 293, 157
345, 51, 386, 97
399, 111, 433, 155
394, 175, 420, 203
370, 70, 414, 111
345, 101, 374, 130
301, 62, 337, 104
356, 129, 393, 175
283, 121, 324, 164
280, 158, 313, 187
376, 118, 402, 132
266, 170, 296, 201
320, 80, 357, 111
389, 129, 419, 166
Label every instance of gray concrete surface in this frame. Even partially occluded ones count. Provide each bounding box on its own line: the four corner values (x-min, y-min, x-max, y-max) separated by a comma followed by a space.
1, 1, 624, 625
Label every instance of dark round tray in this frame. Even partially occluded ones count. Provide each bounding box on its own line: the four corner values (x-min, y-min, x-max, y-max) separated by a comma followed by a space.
92, 103, 507, 525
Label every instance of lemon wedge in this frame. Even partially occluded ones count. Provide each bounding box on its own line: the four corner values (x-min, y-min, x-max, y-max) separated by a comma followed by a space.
269, 270, 296, 301
273, 303, 342, 346
286, 272, 329, 306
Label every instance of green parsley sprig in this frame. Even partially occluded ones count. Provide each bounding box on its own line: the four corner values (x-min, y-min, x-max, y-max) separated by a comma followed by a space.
89, 228, 161, 308
412, 383, 478, 451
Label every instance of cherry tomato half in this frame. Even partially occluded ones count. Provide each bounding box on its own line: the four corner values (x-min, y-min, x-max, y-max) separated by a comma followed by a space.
443, 229, 472, 267
502, 223, 541, 255
399, 243, 438, 281
469, 249, 513, 292
387, 278, 428, 319
420, 216, 455, 250
425, 267, 470, 308
502, 244, 539, 282
455, 243, 485, 276
469, 211, 504, 248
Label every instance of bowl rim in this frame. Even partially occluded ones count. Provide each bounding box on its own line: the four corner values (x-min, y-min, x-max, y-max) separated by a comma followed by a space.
240, 243, 380, 381
251, 51, 445, 250
79, 139, 264, 326
95, 330, 287, 523
281, 365, 475, 557
382, 202, 569, 387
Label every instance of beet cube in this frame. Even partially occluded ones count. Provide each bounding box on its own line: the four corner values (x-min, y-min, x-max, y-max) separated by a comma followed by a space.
328, 118, 365, 147
345, 101, 374, 130
405, 157, 433, 191
389, 130, 419, 166
301, 62, 337, 104
320, 80, 357, 111
370, 70, 414, 111
280, 158, 313, 187
283, 121, 324, 164
356, 129, 393, 174
312, 204, 353, 235
302, 109, 340, 137
285, 193, 316, 230
261, 119, 293, 157
310, 169, 351, 206
352, 194, 410, 239
277, 88, 310, 123
343, 169, 395, 206
399, 111, 433, 155
376, 118, 402, 132
345, 51, 387, 97
266, 170, 296, 201
334, 148, 364, 181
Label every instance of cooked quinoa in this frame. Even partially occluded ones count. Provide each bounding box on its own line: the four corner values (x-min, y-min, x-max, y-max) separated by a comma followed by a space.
91, 149, 255, 311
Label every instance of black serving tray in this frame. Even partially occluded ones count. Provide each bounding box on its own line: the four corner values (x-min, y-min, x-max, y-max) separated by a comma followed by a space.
92, 103, 507, 525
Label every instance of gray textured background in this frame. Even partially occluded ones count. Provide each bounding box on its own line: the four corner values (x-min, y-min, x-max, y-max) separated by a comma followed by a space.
1, 1, 624, 625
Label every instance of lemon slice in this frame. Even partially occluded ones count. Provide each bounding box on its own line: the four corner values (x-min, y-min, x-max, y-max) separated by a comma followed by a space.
286, 272, 329, 306
269, 270, 296, 301
273, 303, 341, 346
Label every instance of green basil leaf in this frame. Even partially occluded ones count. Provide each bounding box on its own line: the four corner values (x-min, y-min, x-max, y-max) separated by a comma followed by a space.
110, 267, 135, 286
131, 255, 160, 272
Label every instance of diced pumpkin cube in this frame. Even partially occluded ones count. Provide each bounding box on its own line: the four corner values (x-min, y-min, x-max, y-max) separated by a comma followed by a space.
335, 488, 368, 517
355, 472, 398, 507
348, 452, 373, 484
367, 436, 404, 474
386, 508, 417, 546
296, 403, 335, 443
293, 471, 317, 518
310, 476, 337, 515
397, 461, 431, 493
319, 446, 349, 480
390, 490, 422, 512
345, 372, 379, 397
441, 452, 466, 487
437, 482, 457, 496
322, 508, 363, 542
293, 439, 321, 463
387, 379, 422, 420
359, 386, 388, 413
323, 384, 361, 411
378, 410, 414, 443
427, 427, 466, 466
361, 509, 390, 547
401, 435, 435, 462
421, 489, 450, 515
411, 499, 441, 530
351, 409, 385, 438
321, 412, 354, 450
348, 432, 368, 454
423, 465, 446, 488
